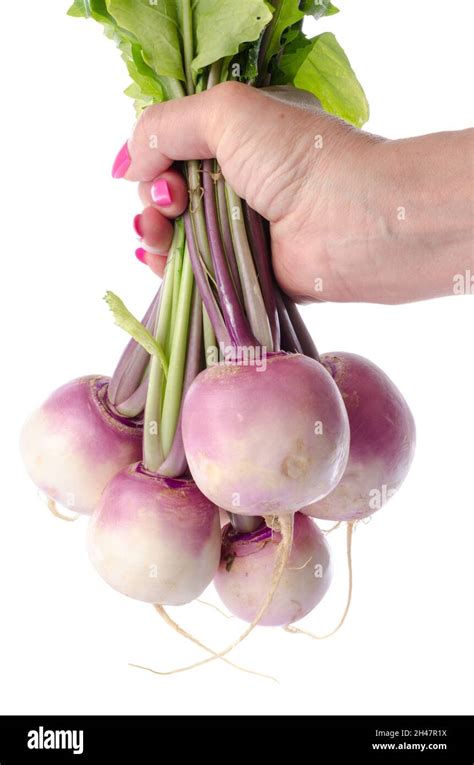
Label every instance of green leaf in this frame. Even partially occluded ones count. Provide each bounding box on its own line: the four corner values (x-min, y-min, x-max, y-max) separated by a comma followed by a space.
104, 292, 169, 377
262, 0, 304, 68
299, 0, 338, 20
286, 32, 369, 127
68, 0, 114, 23
191, 0, 272, 73
67, 0, 88, 17
273, 29, 312, 83
123, 84, 155, 115
324, 3, 340, 16
123, 44, 164, 101
106, 0, 184, 81
243, 38, 261, 82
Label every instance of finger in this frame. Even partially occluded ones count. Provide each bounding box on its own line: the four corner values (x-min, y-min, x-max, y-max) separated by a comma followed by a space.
262, 85, 322, 112
138, 169, 189, 217
140, 252, 168, 278
134, 206, 174, 252
111, 82, 266, 188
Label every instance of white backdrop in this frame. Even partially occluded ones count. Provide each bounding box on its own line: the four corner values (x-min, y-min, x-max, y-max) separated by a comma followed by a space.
0, 0, 473, 715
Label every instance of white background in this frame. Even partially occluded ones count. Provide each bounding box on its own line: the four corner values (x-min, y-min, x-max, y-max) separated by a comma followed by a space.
1, 0, 473, 715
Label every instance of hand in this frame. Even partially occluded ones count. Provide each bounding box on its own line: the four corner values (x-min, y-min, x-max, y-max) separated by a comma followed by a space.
113, 82, 473, 304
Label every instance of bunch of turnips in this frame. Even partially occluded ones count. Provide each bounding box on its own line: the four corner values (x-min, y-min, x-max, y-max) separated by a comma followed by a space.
21, 1, 415, 667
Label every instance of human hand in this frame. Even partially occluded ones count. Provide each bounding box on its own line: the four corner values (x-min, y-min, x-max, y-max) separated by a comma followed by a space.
113, 82, 473, 304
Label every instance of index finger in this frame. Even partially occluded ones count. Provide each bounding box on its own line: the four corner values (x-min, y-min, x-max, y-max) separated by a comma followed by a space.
114, 87, 228, 183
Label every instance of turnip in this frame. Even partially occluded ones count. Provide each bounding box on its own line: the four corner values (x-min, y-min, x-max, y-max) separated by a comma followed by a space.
182, 353, 350, 516
20, 376, 143, 516
304, 353, 416, 522
20, 290, 162, 515
88, 466, 221, 604
214, 513, 332, 626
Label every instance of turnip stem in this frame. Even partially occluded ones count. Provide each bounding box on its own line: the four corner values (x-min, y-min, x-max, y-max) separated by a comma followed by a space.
202, 308, 216, 368
202, 159, 258, 347
143, 224, 182, 471
228, 513, 263, 534
180, 0, 195, 96
167, 236, 184, 355
282, 295, 320, 362
256, 0, 284, 85
108, 290, 160, 406
216, 173, 244, 306
159, 285, 202, 476
160, 245, 194, 457
244, 204, 281, 350
225, 184, 273, 349
275, 290, 303, 354
115, 372, 149, 418
184, 211, 231, 347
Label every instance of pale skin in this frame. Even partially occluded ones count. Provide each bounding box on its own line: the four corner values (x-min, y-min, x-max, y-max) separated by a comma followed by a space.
117, 82, 474, 304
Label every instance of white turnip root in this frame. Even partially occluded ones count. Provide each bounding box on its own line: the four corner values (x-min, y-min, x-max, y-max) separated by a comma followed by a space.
182, 353, 350, 516
304, 353, 416, 522
20, 376, 142, 515
214, 513, 332, 626
88, 465, 221, 604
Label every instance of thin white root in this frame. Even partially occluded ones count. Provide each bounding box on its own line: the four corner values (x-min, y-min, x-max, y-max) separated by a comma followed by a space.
44, 496, 80, 522
136, 514, 295, 677
128, 605, 277, 682
197, 599, 234, 619
322, 521, 342, 535
284, 521, 354, 640
288, 555, 313, 572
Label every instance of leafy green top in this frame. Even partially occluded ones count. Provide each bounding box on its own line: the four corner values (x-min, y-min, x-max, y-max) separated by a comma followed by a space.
68, 0, 368, 125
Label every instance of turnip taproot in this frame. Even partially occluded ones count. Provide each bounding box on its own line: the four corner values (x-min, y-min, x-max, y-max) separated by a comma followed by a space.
304, 353, 416, 522
20, 376, 142, 516
182, 353, 350, 516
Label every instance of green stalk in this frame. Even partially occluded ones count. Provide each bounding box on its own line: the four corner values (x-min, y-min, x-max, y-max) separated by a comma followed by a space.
202, 308, 217, 366
256, 0, 284, 86
180, 0, 195, 95
167, 234, 185, 355
225, 184, 273, 349
160, 244, 195, 456
161, 76, 186, 100
143, 223, 182, 471
178, 3, 218, 365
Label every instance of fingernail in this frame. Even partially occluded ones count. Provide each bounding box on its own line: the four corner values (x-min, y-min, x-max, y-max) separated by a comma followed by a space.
135, 247, 147, 264
112, 141, 131, 179
151, 179, 172, 206
133, 214, 143, 238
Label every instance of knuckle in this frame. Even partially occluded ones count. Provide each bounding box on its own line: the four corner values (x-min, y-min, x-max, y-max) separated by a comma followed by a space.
211, 80, 249, 106
136, 103, 163, 145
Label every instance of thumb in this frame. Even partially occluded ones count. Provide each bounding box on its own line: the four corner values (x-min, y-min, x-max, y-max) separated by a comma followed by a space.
116, 81, 328, 222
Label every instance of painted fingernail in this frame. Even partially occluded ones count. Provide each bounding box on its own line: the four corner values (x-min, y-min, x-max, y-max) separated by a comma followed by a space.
135, 247, 147, 264
133, 214, 143, 238
112, 141, 131, 179
151, 178, 172, 206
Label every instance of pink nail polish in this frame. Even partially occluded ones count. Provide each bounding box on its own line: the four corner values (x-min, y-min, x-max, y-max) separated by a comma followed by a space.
135, 247, 147, 264
151, 179, 172, 206
112, 141, 131, 179
133, 214, 143, 238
